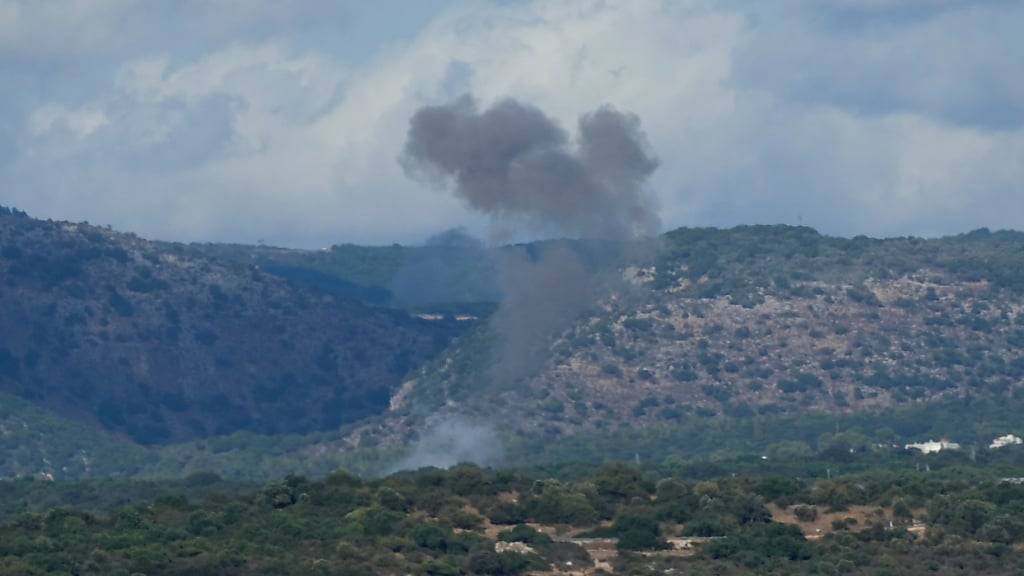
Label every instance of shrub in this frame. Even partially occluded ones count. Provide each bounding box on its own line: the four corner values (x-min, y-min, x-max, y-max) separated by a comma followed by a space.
613, 510, 668, 551
623, 318, 653, 333
498, 525, 553, 546
672, 367, 699, 382
107, 291, 134, 317
488, 502, 527, 525
541, 399, 565, 414
464, 551, 532, 575
793, 506, 818, 523
527, 489, 598, 526
601, 363, 623, 377
595, 464, 650, 501
186, 511, 222, 536
778, 373, 823, 394
705, 523, 809, 562
423, 559, 461, 576
412, 523, 449, 551
846, 286, 881, 306
126, 270, 168, 293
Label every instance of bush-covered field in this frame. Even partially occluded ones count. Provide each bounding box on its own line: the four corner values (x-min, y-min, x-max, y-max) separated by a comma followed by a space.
4, 454, 1024, 575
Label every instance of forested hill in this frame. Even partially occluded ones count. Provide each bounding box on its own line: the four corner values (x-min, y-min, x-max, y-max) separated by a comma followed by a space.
371, 225, 1024, 448
0, 208, 470, 444
5, 204, 1024, 481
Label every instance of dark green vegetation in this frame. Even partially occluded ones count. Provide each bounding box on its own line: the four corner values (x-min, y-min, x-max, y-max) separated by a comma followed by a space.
6, 382, 1024, 482
0, 474, 250, 522
505, 395, 1024, 476
0, 391, 151, 478
198, 239, 500, 308
5, 205, 1024, 573
0, 208, 473, 445
656, 225, 1024, 299
5, 205, 1024, 486
5, 455, 1024, 575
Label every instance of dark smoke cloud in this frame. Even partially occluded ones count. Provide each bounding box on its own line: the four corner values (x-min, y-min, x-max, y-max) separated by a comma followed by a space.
489, 243, 596, 385
401, 95, 660, 240
398, 95, 662, 462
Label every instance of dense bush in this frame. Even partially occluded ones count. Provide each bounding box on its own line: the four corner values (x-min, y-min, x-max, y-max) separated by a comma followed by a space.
706, 523, 810, 565
4, 458, 1024, 574
793, 505, 818, 523
612, 509, 669, 550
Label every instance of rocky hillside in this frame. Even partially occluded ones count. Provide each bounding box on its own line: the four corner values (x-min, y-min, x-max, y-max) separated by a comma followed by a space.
0, 207, 472, 444
363, 226, 1024, 446
5, 204, 1024, 479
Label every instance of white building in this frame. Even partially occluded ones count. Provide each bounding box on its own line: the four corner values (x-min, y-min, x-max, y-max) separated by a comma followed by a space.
990, 435, 1023, 449
905, 439, 961, 454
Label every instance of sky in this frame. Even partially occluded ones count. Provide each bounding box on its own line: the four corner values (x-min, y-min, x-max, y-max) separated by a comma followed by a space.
1, 0, 1022, 248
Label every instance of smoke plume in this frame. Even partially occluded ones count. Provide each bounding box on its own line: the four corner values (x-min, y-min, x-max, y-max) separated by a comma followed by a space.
398, 95, 661, 462
389, 417, 503, 472
401, 95, 660, 240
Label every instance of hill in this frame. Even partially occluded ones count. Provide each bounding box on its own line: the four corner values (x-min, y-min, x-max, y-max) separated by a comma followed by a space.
359, 225, 1024, 449
0, 207, 474, 445
4, 205, 1024, 480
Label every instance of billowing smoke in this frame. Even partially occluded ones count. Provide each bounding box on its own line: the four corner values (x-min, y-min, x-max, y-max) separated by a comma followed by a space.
487, 243, 597, 385
398, 95, 661, 463
401, 95, 660, 240
389, 417, 503, 472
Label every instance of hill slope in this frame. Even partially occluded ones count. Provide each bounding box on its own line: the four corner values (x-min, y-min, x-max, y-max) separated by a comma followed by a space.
364, 226, 1024, 447
5, 206, 1024, 480
0, 208, 471, 444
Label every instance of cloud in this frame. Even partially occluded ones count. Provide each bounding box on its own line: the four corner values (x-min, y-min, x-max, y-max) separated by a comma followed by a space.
5, 42, 354, 244
1, 0, 1022, 246
0, 0, 357, 63
28, 104, 109, 140
0, 0, 137, 60
732, 0, 1024, 128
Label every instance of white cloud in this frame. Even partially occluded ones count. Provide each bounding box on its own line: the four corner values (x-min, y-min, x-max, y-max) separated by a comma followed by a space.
28, 104, 109, 139
2, 0, 1022, 246
733, 0, 1024, 128
0, 0, 355, 62
0, 0, 138, 58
